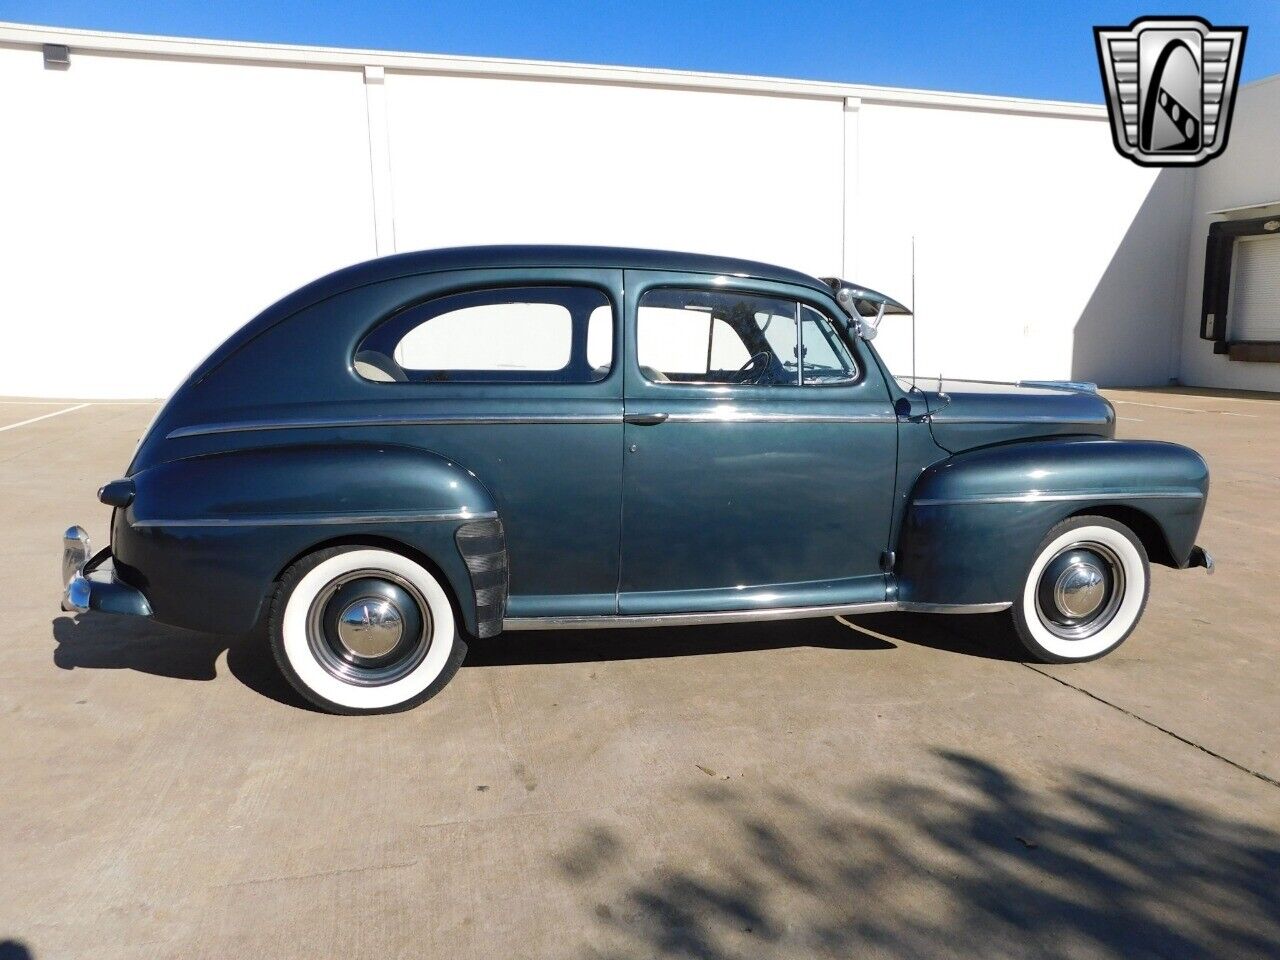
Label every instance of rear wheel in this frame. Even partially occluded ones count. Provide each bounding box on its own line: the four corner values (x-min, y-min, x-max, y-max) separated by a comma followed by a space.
269, 546, 466, 714
1010, 516, 1149, 663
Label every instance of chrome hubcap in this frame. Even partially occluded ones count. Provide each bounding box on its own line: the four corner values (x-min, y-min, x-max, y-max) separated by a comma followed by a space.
336, 597, 404, 659
1035, 543, 1124, 641
1053, 561, 1107, 619
306, 571, 431, 686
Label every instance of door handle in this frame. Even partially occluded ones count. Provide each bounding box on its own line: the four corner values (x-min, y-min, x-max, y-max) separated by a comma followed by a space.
623, 412, 669, 425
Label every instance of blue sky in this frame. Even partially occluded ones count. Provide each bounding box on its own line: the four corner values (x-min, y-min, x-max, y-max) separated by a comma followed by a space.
1, 1, 1276, 102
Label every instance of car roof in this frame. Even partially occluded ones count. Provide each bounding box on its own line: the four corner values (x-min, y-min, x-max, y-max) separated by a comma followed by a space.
296, 245, 829, 303
187, 246, 832, 389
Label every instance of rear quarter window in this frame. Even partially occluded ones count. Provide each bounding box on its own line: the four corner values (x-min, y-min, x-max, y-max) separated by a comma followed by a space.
356, 285, 613, 383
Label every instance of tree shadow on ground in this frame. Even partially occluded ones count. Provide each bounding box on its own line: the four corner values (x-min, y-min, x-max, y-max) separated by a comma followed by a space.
557, 750, 1280, 959
50, 614, 314, 711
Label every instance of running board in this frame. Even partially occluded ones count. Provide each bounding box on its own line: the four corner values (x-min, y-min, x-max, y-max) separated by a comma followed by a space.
502, 600, 1010, 631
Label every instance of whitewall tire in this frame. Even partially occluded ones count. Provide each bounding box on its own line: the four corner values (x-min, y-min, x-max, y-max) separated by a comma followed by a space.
269, 546, 466, 714
1010, 516, 1149, 663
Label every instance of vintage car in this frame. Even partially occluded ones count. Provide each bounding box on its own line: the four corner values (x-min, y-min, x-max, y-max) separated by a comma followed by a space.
61, 246, 1213, 714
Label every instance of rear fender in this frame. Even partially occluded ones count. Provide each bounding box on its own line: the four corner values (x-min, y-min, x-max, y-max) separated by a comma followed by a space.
111, 443, 503, 637
895, 438, 1209, 606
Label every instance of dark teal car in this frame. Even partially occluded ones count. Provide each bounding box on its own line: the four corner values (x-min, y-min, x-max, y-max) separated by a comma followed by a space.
61, 246, 1213, 714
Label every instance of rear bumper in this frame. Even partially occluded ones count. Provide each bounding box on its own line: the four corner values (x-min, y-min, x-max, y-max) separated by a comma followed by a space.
61, 526, 153, 616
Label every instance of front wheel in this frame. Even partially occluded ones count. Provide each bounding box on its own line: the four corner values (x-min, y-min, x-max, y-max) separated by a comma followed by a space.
1010, 516, 1150, 663
269, 546, 466, 714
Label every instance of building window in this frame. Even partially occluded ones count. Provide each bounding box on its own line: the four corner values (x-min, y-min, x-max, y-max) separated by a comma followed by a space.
1201, 214, 1280, 362
1228, 236, 1280, 343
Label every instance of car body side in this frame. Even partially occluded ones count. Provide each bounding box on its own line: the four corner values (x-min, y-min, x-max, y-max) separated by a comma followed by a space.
104, 247, 1208, 639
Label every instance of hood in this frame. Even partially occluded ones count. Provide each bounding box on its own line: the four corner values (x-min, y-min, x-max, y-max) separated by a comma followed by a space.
902, 379, 1116, 453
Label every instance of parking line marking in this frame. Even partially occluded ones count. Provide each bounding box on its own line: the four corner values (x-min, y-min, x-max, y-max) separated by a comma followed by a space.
0, 403, 91, 433
0, 399, 158, 405
1110, 399, 1205, 413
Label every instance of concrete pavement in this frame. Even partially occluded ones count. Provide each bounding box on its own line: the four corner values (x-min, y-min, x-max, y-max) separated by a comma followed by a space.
1, 390, 1277, 959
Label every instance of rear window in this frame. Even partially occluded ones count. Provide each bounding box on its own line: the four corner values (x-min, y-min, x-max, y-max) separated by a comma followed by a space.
356, 286, 613, 383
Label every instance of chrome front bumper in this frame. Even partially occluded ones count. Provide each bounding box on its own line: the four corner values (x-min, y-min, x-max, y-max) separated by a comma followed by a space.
61, 526, 153, 616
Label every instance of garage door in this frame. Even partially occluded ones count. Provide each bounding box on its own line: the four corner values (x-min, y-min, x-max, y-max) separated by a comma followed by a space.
1229, 235, 1280, 342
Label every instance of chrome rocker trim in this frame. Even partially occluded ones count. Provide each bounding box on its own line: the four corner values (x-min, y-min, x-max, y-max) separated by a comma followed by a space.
503, 599, 1010, 630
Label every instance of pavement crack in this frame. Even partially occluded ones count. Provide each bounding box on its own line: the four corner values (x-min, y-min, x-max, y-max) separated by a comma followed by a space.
220, 858, 421, 888
1021, 663, 1280, 789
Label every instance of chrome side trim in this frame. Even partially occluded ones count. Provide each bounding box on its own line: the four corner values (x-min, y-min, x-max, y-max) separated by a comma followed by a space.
167, 413, 623, 439
914, 490, 1204, 507
502, 598, 1010, 630
663, 412, 895, 424
1016, 379, 1098, 393
131, 509, 496, 529
927, 415, 1112, 425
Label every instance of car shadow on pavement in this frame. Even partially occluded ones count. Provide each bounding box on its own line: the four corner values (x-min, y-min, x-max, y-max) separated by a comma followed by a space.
466, 610, 1022, 667
464, 614, 897, 667
49, 608, 1019, 706
850, 611, 1026, 662
555, 749, 1280, 959
50, 614, 316, 711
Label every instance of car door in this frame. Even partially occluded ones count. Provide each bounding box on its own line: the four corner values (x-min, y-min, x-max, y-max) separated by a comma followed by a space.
618, 269, 897, 616
349, 268, 625, 619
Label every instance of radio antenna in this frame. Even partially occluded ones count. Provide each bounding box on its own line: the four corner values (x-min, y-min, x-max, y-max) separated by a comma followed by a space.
910, 235, 917, 388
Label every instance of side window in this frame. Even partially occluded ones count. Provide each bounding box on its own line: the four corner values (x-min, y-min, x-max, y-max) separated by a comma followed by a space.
799, 306, 858, 383
356, 286, 613, 383
637, 288, 800, 386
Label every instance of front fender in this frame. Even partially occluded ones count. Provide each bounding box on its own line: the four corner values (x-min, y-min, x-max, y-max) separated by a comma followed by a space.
895, 438, 1209, 606
111, 443, 503, 637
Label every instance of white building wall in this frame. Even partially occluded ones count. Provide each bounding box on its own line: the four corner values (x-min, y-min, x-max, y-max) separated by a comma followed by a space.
0, 45, 378, 399
386, 75, 845, 275
852, 102, 1192, 386
0, 22, 1255, 398
1177, 77, 1280, 392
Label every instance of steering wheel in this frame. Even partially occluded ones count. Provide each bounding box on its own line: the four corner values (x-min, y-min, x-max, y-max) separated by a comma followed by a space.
734, 351, 772, 384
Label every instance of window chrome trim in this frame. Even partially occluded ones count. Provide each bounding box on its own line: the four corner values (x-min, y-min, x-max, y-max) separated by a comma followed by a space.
167, 414, 623, 439
131, 509, 497, 529
635, 288, 859, 389
913, 490, 1204, 507
354, 283, 617, 386
502, 599, 1010, 630
798, 303, 860, 385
